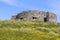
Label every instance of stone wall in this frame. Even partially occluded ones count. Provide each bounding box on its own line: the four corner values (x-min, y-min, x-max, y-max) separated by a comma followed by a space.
11, 10, 57, 22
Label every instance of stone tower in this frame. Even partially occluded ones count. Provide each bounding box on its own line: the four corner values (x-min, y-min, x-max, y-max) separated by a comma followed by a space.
11, 10, 57, 22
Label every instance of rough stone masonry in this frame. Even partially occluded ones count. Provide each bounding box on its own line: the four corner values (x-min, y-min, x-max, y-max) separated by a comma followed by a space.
11, 10, 57, 22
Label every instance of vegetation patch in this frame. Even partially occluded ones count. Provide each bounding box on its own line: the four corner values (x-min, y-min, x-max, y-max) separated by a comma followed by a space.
0, 20, 60, 40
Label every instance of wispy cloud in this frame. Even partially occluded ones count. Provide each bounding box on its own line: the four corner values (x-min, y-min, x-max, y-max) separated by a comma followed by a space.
0, 0, 33, 9
0, 0, 19, 6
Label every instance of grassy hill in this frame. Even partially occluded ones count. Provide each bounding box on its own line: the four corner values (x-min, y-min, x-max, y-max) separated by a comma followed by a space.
0, 20, 60, 40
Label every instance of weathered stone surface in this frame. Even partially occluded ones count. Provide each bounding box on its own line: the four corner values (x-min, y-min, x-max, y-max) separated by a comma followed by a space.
11, 10, 57, 22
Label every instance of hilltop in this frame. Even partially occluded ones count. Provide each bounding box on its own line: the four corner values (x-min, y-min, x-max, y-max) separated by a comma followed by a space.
0, 20, 60, 40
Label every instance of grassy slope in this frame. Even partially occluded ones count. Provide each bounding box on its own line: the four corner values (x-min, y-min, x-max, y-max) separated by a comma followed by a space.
0, 20, 60, 40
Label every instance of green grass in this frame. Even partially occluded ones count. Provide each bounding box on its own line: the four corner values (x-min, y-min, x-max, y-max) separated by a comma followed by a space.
0, 20, 60, 40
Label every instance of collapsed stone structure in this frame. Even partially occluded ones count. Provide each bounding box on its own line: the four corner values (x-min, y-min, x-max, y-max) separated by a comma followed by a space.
11, 10, 57, 22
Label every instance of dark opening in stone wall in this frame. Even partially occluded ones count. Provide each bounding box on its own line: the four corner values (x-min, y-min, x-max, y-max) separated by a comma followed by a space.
44, 18, 47, 22
32, 17, 37, 19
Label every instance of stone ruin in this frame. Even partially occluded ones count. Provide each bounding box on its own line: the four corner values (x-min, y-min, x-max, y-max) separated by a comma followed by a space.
11, 10, 57, 22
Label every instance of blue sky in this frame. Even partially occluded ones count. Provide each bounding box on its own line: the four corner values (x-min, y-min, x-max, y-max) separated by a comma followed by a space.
0, 0, 60, 22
